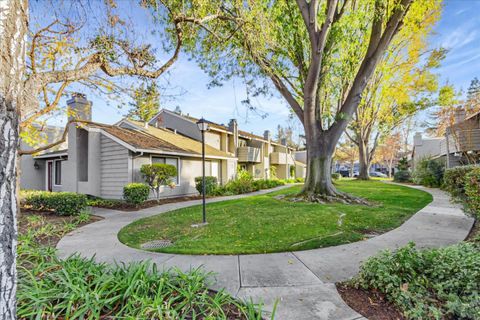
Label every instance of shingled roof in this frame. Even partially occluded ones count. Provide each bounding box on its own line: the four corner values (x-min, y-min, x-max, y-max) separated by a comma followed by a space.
79, 121, 233, 159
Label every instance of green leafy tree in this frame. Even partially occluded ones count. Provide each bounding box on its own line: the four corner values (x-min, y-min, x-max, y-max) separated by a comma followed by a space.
140, 164, 177, 200
465, 77, 480, 115
128, 82, 160, 124
192, 0, 428, 201
347, 2, 443, 179
0, 0, 233, 313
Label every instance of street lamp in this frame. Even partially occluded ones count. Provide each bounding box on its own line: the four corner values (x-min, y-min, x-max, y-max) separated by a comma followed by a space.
196, 118, 209, 225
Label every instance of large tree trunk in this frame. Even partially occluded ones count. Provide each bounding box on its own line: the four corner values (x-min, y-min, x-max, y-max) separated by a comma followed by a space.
303, 141, 336, 196
0, 0, 27, 317
358, 140, 370, 180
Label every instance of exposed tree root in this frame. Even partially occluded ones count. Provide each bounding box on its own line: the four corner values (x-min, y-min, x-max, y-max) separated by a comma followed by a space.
283, 189, 371, 205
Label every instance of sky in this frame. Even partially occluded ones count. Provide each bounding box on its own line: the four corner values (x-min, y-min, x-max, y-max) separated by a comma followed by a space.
35, 0, 480, 139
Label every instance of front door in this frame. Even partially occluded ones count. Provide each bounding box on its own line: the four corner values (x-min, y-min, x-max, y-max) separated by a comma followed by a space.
47, 161, 53, 191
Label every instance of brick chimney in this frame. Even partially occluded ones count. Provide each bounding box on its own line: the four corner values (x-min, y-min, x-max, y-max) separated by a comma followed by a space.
263, 130, 271, 141
67, 93, 92, 122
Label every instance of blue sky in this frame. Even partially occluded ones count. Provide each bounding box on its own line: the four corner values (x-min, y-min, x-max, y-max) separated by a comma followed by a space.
40, 0, 480, 138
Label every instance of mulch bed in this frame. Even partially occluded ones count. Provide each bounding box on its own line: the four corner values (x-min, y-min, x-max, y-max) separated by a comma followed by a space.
336, 283, 405, 320
18, 210, 103, 247
466, 219, 479, 243
93, 195, 203, 211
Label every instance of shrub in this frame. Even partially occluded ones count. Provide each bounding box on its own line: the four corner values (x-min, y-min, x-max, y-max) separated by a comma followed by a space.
194, 176, 218, 196
87, 197, 122, 208
123, 183, 150, 205
412, 158, 445, 187
443, 165, 478, 197
141, 163, 177, 199
23, 191, 87, 216
353, 242, 480, 320
331, 172, 341, 180
295, 177, 305, 183
393, 170, 411, 183
225, 168, 255, 194
252, 179, 285, 190
464, 167, 480, 218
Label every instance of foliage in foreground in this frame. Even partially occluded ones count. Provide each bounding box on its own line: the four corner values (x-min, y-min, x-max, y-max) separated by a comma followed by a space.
353, 242, 480, 320
464, 167, 480, 218
18, 251, 264, 319
18, 208, 267, 320
21, 190, 87, 216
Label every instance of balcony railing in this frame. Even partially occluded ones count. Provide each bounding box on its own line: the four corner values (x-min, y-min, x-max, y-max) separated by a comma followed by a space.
270, 152, 294, 165
237, 146, 261, 163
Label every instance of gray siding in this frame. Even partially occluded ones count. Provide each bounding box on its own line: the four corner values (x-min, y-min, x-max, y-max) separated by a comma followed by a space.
100, 135, 129, 199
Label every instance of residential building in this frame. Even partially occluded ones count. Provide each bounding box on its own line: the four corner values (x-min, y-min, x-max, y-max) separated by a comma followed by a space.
20, 94, 305, 200
412, 107, 480, 169
149, 109, 302, 180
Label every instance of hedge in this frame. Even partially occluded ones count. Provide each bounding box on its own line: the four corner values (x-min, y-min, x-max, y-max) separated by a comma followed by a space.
412, 158, 445, 187
23, 191, 87, 216
464, 167, 480, 218
443, 165, 478, 197
393, 170, 411, 183
123, 183, 150, 205
194, 176, 218, 196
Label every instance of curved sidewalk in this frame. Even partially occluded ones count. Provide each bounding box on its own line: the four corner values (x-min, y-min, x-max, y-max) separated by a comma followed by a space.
57, 185, 474, 320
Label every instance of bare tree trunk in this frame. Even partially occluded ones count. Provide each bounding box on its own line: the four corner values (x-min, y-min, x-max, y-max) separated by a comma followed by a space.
1, 0, 27, 317
358, 140, 370, 180
303, 140, 337, 196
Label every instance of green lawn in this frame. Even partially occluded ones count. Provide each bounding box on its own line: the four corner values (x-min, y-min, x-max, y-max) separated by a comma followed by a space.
118, 180, 432, 254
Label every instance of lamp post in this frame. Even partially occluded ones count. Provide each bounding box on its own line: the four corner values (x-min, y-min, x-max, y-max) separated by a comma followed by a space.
196, 118, 209, 224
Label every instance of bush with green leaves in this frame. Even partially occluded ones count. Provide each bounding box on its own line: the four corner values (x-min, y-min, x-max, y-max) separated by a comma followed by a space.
123, 183, 150, 205
252, 179, 285, 190
140, 163, 177, 200
412, 158, 445, 187
225, 168, 255, 194
23, 191, 87, 216
464, 167, 480, 218
295, 177, 305, 183
353, 242, 480, 319
443, 165, 478, 198
393, 170, 411, 183
331, 172, 341, 180
194, 176, 218, 195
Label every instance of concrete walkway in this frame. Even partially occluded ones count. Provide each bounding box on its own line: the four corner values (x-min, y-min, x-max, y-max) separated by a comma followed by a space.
57, 184, 474, 320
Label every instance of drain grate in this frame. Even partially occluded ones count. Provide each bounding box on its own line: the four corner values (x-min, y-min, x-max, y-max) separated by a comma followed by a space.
141, 240, 173, 249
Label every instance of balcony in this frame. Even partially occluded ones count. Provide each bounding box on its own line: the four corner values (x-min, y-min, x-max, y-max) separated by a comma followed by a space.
237, 146, 261, 163
270, 152, 295, 165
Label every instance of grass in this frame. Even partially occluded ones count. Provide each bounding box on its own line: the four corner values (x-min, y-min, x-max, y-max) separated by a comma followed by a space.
18, 211, 268, 319
118, 180, 432, 255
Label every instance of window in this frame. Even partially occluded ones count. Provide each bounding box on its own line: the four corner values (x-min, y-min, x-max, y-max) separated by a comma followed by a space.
54, 160, 62, 185
152, 157, 179, 184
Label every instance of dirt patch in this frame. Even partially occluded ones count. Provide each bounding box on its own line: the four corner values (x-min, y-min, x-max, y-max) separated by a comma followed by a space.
18, 210, 102, 247
336, 283, 405, 320
92, 195, 202, 211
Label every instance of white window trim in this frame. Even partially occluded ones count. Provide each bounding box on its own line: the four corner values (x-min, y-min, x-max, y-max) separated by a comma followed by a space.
53, 159, 63, 187
149, 155, 181, 187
